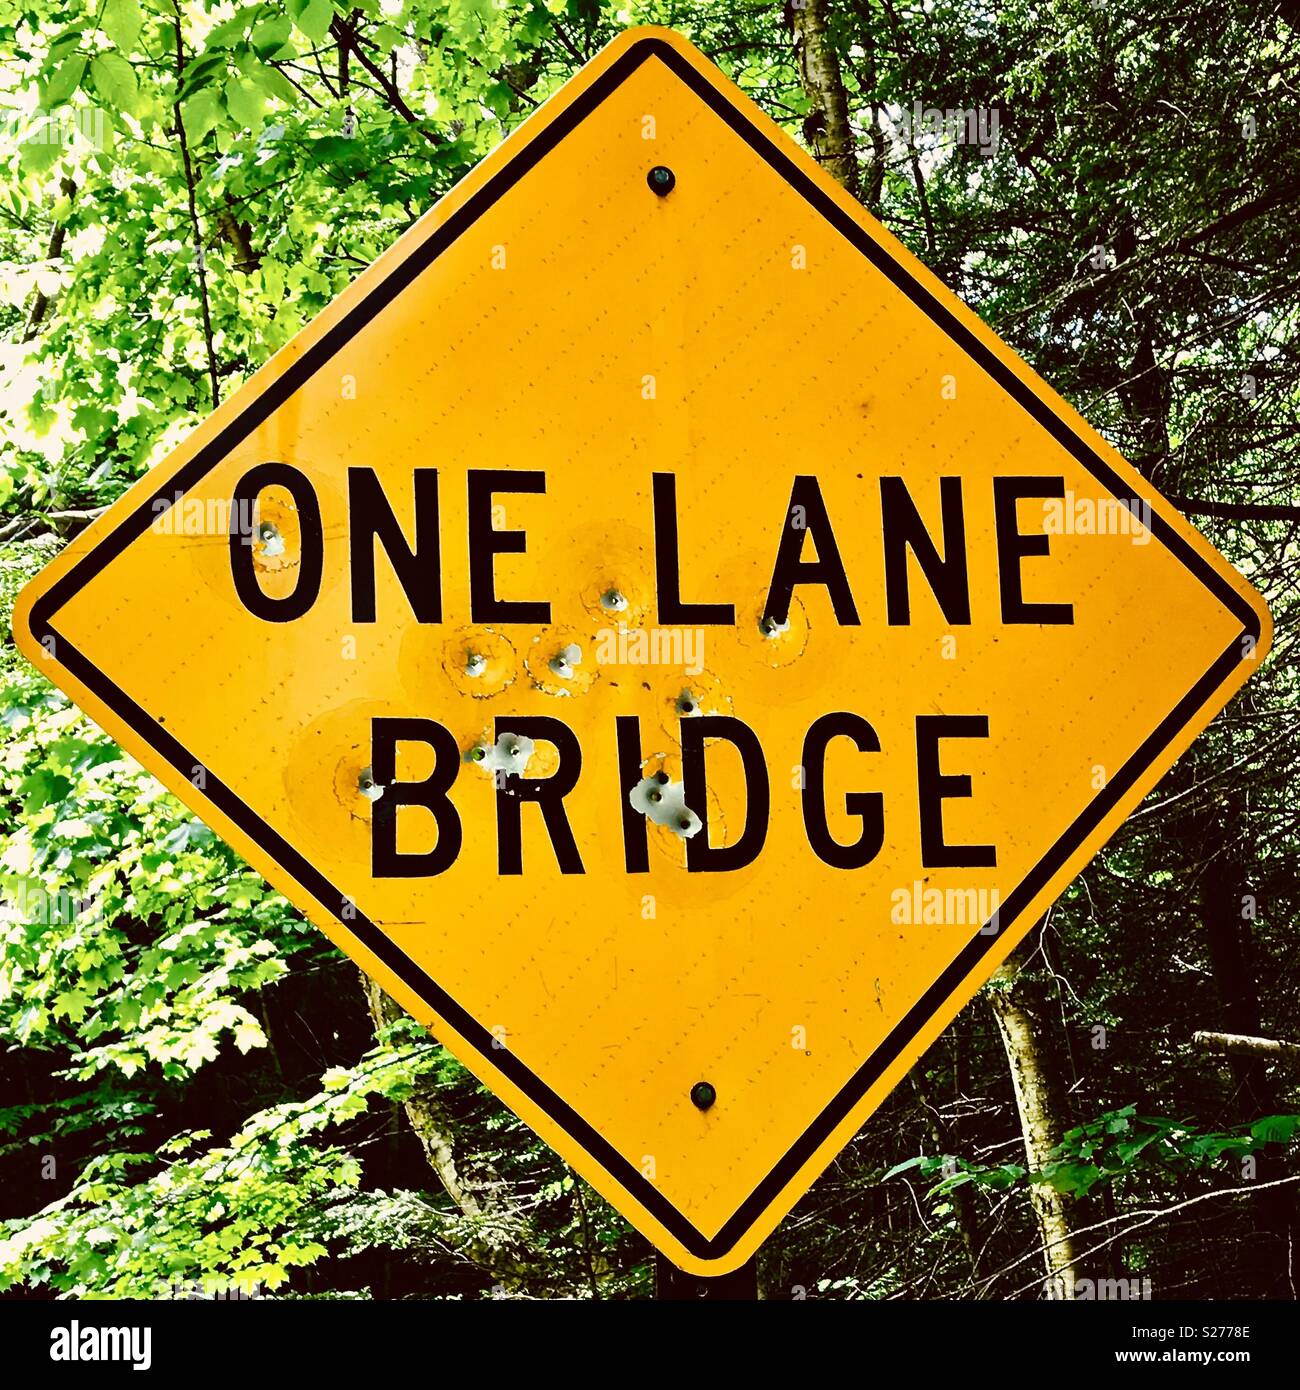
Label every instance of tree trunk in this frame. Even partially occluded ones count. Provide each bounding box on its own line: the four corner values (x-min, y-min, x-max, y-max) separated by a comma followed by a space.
23, 178, 76, 340
358, 974, 496, 1218
908, 1063, 987, 1283
1198, 797, 1297, 1297
987, 930, 1079, 1297
787, 0, 859, 196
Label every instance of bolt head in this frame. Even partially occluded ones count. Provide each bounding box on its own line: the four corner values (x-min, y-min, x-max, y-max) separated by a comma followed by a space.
647, 165, 676, 196
690, 1081, 716, 1111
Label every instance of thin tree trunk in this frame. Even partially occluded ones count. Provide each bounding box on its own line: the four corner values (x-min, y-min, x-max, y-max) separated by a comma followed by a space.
359, 976, 613, 1294
171, 3, 220, 410
988, 929, 1079, 1297
787, 0, 859, 196
908, 1063, 986, 1282
1199, 797, 1297, 1297
23, 178, 76, 341
358, 973, 491, 1218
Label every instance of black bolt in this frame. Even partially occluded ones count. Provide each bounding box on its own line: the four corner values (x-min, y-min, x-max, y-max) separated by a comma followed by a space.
690, 1081, 716, 1110
647, 165, 676, 196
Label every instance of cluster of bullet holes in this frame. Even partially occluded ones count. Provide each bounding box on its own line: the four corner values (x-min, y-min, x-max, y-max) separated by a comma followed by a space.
630, 769, 702, 840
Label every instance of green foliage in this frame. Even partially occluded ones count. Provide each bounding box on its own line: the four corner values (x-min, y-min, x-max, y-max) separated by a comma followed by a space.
889, 1107, 1300, 1205
0, 1033, 443, 1296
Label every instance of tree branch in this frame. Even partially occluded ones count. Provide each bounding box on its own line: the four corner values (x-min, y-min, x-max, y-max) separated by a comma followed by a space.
331, 17, 440, 146
23, 178, 77, 341
1168, 494, 1300, 522
1192, 1030, 1300, 1060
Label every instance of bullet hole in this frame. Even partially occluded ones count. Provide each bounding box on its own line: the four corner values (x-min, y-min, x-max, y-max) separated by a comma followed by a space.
676, 689, 698, 716
548, 643, 583, 680
629, 772, 701, 840
690, 1081, 716, 1110
470, 731, 535, 777
439, 627, 518, 699
357, 765, 384, 802
758, 614, 789, 638
258, 521, 285, 557
527, 631, 598, 696
600, 588, 629, 613
647, 165, 676, 196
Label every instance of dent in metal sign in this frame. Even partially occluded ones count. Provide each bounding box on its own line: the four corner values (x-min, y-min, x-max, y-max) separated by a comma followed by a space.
13, 28, 1270, 1274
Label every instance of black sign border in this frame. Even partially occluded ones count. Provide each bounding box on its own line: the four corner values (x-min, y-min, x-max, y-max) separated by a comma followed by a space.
25, 36, 1261, 1262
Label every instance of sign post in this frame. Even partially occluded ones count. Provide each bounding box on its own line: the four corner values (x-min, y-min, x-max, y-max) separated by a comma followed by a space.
14, 27, 1270, 1278
655, 1254, 758, 1301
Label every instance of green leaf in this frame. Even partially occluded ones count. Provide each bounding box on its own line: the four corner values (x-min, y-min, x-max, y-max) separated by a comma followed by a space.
42, 53, 88, 108
89, 52, 139, 114
20, 770, 72, 813
232, 1020, 265, 1054
251, 14, 295, 60
882, 1154, 931, 1181
101, 0, 144, 52
1039, 1161, 1103, 1198
223, 76, 266, 130
1250, 1115, 1300, 1145
180, 88, 224, 145
53, 988, 92, 1023
178, 52, 229, 100
19, 127, 63, 175
291, 0, 335, 46
248, 61, 299, 106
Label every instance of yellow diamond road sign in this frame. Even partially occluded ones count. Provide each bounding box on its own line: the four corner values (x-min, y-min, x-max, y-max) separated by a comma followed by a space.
15, 28, 1270, 1274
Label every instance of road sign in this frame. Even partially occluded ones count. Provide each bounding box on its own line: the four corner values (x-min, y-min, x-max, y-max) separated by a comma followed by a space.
14, 27, 1269, 1276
